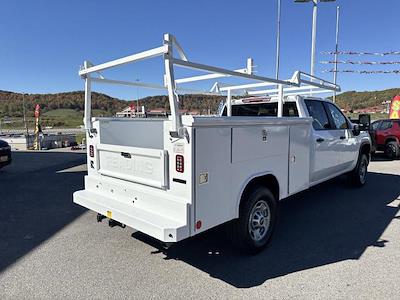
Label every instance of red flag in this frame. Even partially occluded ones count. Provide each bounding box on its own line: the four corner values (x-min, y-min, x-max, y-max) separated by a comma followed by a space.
34, 104, 40, 118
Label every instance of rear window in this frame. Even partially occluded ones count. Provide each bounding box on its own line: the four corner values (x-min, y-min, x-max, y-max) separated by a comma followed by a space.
222, 102, 299, 117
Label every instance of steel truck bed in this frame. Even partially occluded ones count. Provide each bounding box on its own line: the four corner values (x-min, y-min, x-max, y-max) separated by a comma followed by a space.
74, 116, 312, 242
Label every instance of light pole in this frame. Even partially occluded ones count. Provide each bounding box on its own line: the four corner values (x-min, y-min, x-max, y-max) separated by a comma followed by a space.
275, 0, 282, 80
294, 0, 336, 78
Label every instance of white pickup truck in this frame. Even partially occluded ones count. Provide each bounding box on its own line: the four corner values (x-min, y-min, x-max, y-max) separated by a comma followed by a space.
73, 34, 371, 254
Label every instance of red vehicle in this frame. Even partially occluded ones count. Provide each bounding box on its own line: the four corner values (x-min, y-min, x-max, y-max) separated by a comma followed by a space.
370, 119, 400, 158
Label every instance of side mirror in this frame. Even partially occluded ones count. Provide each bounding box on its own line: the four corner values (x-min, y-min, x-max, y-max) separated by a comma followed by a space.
352, 124, 361, 136
358, 114, 371, 131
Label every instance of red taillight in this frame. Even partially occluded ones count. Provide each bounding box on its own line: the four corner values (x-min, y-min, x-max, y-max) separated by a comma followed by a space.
89, 145, 94, 157
176, 155, 184, 173
196, 220, 202, 230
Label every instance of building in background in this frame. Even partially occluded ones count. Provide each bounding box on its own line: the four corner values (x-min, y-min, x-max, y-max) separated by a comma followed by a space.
116, 105, 146, 118
1, 133, 76, 151
116, 106, 202, 118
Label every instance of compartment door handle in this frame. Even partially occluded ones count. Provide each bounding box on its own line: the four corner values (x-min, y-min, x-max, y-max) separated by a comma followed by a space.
121, 152, 131, 158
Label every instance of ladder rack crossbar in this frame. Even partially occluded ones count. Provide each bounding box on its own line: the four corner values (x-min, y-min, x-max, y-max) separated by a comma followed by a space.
80, 33, 341, 137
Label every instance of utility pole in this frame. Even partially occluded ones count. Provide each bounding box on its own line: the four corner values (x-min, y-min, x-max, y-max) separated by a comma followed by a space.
333, 6, 340, 103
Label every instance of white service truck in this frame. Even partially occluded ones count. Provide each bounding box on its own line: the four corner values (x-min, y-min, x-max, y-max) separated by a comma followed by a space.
73, 34, 371, 254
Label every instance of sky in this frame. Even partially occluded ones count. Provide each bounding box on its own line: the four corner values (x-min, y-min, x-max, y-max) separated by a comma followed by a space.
0, 0, 400, 100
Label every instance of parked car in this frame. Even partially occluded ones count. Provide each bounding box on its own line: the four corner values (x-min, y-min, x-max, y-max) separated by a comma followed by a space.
369, 119, 400, 158
0, 139, 12, 169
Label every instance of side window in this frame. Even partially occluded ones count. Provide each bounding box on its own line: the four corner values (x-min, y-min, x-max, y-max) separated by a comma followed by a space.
371, 121, 380, 130
325, 103, 349, 129
305, 100, 331, 130
380, 121, 392, 130
283, 102, 299, 117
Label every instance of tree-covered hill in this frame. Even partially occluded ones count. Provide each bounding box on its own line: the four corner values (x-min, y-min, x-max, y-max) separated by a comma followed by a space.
1, 88, 399, 119
334, 88, 400, 111
0, 90, 126, 117
0, 90, 225, 118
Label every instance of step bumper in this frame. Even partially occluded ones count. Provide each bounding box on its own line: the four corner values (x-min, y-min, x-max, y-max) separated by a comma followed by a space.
73, 190, 190, 242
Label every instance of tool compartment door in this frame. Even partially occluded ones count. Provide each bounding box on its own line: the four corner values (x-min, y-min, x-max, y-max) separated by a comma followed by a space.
97, 143, 168, 189
288, 124, 311, 194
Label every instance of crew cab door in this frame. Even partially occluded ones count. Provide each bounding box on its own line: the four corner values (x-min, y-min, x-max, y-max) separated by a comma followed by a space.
304, 100, 341, 183
323, 102, 358, 170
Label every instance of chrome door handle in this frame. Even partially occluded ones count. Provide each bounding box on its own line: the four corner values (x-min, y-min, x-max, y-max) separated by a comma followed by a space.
316, 138, 325, 143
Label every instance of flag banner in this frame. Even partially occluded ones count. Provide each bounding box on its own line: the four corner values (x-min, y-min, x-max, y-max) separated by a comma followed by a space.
322, 51, 400, 56
320, 60, 400, 65
34, 104, 40, 118
323, 69, 400, 74
389, 96, 400, 119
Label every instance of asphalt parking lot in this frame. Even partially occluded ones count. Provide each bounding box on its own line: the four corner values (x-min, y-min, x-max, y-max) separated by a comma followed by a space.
0, 152, 399, 299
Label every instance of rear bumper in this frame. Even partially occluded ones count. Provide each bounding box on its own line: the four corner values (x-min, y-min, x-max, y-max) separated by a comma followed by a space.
73, 189, 189, 242
0, 159, 11, 168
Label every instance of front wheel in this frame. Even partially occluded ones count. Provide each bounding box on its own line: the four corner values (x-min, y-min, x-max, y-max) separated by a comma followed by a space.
228, 186, 278, 254
349, 153, 369, 187
385, 141, 399, 159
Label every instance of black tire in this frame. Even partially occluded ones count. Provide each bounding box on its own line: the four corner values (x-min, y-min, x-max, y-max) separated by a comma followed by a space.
228, 186, 278, 254
384, 141, 399, 159
349, 153, 369, 187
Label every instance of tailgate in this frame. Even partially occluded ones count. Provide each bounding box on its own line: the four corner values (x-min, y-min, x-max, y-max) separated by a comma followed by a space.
97, 143, 168, 189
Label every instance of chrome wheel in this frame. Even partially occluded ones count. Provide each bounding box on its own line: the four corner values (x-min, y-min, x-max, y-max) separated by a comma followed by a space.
359, 158, 367, 184
248, 200, 271, 242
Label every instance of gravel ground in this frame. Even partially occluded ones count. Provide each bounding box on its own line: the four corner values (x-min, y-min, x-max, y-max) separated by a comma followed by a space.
0, 151, 399, 299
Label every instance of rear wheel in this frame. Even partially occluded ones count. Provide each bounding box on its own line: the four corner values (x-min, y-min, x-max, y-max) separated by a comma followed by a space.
349, 153, 369, 187
384, 141, 399, 159
228, 186, 278, 254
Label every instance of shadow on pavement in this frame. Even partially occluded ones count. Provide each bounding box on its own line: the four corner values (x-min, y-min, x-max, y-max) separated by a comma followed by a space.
0, 151, 86, 272
134, 172, 400, 288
